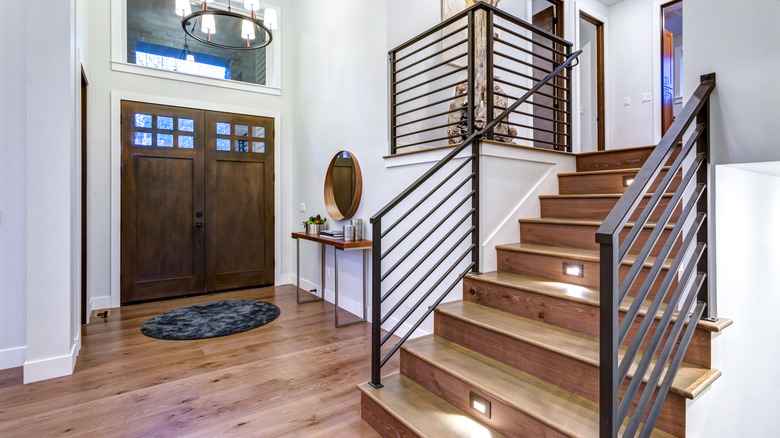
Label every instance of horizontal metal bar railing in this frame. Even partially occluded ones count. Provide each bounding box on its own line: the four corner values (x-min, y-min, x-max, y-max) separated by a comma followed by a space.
372, 1, 581, 390
596, 73, 716, 438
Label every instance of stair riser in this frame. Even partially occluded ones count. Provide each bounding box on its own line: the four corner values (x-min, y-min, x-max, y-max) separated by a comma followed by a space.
496, 250, 678, 301
519, 222, 681, 257
401, 351, 566, 438
360, 393, 419, 438
435, 312, 686, 436
558, 170, 681, 195
576, 146, 681, 172
540, 196, 681, 221
463, 278, 711, 368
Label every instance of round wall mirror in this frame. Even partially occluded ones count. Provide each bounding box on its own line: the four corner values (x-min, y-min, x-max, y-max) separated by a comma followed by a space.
324, 150, 362, 221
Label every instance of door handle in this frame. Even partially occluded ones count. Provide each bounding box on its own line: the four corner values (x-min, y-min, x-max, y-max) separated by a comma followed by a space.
194, 222, 203, 228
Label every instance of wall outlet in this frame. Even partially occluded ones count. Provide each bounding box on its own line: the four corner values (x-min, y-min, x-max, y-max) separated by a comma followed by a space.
642, 93, 652, 103
623, 97, 631, 106
299, 203, 305, 212
326, 267, 332, 277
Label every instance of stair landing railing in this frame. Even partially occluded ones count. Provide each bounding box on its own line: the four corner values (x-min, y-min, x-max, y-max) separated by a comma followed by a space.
369, 1, 580, 389
596, 73, 717, 437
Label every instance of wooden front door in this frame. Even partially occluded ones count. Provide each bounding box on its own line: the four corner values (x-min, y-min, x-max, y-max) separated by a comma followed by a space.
204, 111, 275, 291
121, 102, 274, 303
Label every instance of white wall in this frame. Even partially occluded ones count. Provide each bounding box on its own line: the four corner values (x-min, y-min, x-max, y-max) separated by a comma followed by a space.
86, 0, 295, 312
607, 0, 656, 148
687, 163, 780, 436
0, 1, 29, 370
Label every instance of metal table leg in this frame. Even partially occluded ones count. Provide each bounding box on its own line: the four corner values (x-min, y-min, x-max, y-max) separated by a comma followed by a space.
335, 247, 368, 327
296, 237, 324, 304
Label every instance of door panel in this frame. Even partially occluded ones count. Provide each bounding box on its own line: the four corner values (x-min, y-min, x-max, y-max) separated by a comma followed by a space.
121, 101, 205, 303
205, 111, 275, 291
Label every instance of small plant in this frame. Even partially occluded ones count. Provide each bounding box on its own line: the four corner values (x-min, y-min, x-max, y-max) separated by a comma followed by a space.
303, 214, 327, 228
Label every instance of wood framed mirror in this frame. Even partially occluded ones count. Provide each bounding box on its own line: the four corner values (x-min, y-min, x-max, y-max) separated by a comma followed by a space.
324, 151, 362, 221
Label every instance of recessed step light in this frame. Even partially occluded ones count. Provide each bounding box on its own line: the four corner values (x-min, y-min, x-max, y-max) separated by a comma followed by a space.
563, 262, 584, 278
623, 175, 635, 187
469, 392, 491, 419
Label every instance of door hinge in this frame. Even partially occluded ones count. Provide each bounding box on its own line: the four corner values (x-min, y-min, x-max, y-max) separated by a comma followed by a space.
553, 17, 559, 25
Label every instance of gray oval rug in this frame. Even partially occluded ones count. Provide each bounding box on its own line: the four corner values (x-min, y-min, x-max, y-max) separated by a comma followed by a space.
141, 300, 280, 340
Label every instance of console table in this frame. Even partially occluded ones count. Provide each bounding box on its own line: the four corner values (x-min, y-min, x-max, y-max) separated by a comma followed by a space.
292, 232, 371, 327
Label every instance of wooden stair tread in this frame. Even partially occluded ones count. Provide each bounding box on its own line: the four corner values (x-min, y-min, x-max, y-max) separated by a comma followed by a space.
436, 301, 721, 399
576, 145, 658, 156
495, 242, 674, 270
403, 336, 677, 438
517, 217, 675, 230
557, 166, 672, 177
358, 373, 506, 438
465, 271, 731, 333
539, 193, 674, 199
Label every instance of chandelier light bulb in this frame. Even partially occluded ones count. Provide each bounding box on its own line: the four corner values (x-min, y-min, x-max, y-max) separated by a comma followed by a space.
263, 8, 278, 30
244, 0, 260, 11
242, 20, 256, 40
201, 14, 217, 35
175, 0, 192, 17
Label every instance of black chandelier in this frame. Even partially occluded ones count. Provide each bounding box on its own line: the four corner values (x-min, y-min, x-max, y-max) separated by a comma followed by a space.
175, 0, 275, 51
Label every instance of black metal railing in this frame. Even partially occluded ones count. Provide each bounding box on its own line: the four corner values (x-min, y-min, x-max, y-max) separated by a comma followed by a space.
369, 2, 580, 389
389, 2, 574, 155
596, 73, 717, 437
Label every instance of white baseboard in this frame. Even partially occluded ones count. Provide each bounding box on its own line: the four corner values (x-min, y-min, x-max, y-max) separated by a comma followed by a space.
87, 296, 112, 323
23, 342, 77, 383
0, 345, 27, 370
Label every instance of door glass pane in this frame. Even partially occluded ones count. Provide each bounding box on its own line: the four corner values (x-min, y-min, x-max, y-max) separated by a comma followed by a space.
134, 132, 152, 146
157, 116, 174, 130
157, 133, 174, 147
252, 141, 265, 153
216, 138, 231, 151
236, 140, 249, 152
235, 124, 249, 137
178, 118, 194, 132
135, 114, 152, 128
178, 135, 194, 149
216, 122, 231, 136
252, 126, 265, 138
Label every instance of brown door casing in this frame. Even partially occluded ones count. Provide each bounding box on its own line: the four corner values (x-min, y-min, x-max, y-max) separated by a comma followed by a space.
120, 102, 275, 303
532, 1, 566, 150
580, 12, 606, 151
662, 29, 675, 134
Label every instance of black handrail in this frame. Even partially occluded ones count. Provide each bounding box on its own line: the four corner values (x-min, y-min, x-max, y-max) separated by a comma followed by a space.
369, 36, 581, 387
596, 73, 716, 437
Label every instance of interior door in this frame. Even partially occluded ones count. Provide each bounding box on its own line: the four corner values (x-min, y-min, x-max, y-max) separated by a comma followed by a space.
662, 29, 675, 134
121, 101, 206, 303
204, 111, 275, 291
532, 4, 565, 150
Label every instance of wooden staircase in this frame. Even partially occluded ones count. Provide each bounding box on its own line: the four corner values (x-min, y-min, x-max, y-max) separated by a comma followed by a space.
359, 145, 731, 437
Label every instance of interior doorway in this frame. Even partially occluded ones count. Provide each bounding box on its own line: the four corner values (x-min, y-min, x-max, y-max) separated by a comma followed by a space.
579, 12, 605, 151
120, 101, 275, 304
661, 0, 683, 134
531, 0, 565, 150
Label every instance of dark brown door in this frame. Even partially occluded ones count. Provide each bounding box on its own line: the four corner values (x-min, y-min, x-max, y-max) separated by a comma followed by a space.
662, 29, 675, 134
532, 3, 565, 150
204, 111, 275, 291
121, 101, 206, 303
121, 102, 275, 303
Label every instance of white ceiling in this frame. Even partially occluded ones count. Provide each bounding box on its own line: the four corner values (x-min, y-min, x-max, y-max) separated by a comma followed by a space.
597, 0, 625, 6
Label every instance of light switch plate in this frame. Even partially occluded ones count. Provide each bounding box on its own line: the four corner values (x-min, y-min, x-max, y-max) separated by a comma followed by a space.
299, 203, 305, 212
624, 97, 630, 106
642, 93, 652, 103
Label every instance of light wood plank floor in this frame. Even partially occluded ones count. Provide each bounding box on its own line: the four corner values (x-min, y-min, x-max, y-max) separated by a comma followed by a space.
0, 285, 398, 437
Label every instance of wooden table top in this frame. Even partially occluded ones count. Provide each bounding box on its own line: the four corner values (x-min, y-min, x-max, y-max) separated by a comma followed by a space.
291, 232, 372, 250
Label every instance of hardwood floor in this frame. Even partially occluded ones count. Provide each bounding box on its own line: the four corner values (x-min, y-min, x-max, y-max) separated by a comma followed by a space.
0, 285, 397, 437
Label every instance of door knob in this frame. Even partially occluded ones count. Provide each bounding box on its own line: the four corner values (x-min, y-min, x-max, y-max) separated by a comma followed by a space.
196, 212, 203, 218
194, 222, 203, 228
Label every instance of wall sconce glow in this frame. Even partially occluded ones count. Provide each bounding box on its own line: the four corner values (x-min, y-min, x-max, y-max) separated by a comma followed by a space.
242, 19, 256, 40
469, 392, 491, 419
563, 262, 584, 278
174, 0, 192, 17
201, 14, 217, 36
623, 176, 635, 187
264, 8, 278, 30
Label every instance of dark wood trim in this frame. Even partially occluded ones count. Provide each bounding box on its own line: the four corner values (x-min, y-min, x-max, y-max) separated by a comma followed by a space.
291, 232, 371, 250
580, 12, 606, 151
80, 65, 88, 324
